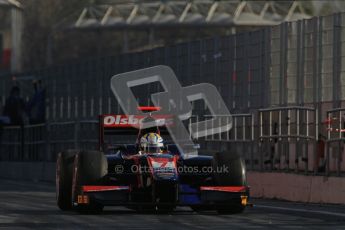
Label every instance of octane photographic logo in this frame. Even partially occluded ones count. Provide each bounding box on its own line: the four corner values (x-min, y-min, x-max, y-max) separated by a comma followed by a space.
113, 164, 230, 174
110, 65, 232, 157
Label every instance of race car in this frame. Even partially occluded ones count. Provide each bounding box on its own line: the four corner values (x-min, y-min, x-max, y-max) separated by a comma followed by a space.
56, 107, 249, 213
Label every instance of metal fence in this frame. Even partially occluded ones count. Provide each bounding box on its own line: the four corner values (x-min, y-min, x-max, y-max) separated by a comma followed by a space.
40, 32, 269, 120
258, 106, 317, 174
325, 108, 345, 176
1, 114, 254, 162
1, 14, 344, 122
1, 27, 272, 119
1, 13, 345, 176
0, 120, 98, 162
1, 14, 344, 123
2, 108, 345, 176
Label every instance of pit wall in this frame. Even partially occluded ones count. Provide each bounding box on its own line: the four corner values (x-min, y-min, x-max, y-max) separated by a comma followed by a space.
0, 162, 55, 182
1, 161, 345, 204
247, 171, 345, 204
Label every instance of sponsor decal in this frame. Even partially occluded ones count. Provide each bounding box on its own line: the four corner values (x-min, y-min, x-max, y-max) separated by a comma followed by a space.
147, 157, 177, 176
103, 115, 169, 127
150, 159, 175, 173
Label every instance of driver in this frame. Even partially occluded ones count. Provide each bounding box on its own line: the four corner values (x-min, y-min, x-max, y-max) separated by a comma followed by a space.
136, 115, 161, 151
139, 133, 164, 154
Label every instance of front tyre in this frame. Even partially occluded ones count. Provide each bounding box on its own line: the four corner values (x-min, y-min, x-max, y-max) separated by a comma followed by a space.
56, 150, 79, 211
213, 151, 247, 214
72, 150, 107, 213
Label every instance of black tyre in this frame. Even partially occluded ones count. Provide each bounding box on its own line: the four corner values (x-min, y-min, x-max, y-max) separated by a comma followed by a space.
212, 151, 247, 214
72, 150, 107, 213
56, 150, 79, 211
212, 151, 247, 186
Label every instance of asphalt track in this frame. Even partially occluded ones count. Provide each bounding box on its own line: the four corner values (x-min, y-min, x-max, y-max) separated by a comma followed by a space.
0, 179, 344, 229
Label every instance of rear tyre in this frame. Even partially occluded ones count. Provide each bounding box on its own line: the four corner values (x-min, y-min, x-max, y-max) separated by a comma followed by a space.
56, 150, 79, 211
213, 151, 247, 214
213, 151, 247, 186
72, 150, 107, 213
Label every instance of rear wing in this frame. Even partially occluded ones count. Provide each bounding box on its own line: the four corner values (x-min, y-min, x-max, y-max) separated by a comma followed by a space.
98, 107, 172, 150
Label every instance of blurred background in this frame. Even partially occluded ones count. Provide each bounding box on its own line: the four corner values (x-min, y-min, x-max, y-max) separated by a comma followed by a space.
2, 0, 345, 179
1, 0, 345, 72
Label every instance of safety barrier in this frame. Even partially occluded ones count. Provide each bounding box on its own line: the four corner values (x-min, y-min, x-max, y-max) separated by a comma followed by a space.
1, 108, 345, 177
258, 106, 317, 174
1, 115, 255, 163
325, 108, 345, 176
197, 114, 258, 171
1, 125, 24, 161
0, 121, 98, 161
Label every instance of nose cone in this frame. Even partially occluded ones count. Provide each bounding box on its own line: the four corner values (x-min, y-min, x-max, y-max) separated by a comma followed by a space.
147, 155, 178, 181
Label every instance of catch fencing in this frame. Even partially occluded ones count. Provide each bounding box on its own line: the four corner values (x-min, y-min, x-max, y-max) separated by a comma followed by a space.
0, 121, 98, 162
2, 108, 345, 176
1, 13, 344, 120
1, 13, 345, 176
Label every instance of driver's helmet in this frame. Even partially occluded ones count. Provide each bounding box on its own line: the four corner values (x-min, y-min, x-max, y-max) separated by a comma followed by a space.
140, 133, 164, 154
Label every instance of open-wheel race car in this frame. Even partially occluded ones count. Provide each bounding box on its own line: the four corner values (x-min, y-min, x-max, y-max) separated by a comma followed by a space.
56, 107, 249, 214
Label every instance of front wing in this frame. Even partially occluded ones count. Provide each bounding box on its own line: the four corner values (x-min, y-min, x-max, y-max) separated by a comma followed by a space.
75, 185, 249, 207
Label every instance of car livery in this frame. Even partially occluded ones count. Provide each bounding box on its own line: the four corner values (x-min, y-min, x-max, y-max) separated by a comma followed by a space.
56, 107, 250, 213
